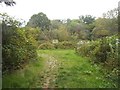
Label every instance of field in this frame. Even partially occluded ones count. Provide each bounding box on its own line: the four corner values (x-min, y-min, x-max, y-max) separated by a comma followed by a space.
3, 50, 116, 88
1, 2, 119, 89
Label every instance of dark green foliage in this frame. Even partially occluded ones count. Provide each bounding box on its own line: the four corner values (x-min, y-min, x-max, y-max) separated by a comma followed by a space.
27, 12, 51, 31
2, 28, 38, 73
2, 14, 38, 73
2, 29, 27, 71
94, 40, 110, 62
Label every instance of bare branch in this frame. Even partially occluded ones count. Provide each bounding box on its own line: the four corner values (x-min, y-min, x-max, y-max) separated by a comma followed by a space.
0, 0, 16, 6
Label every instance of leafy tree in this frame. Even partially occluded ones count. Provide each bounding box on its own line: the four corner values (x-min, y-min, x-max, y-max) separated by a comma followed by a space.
92, 17, 118, 39
57, 25, 70, 41
27, 12, 51, 31
67, 19, 84, 35
78, 15, 95, 40
51, 19, 63, 30
102, 8, 118, 32
102, 8, 118, 19
79, 15, 95, 24
66, 19, 90, 40
1, 13, 22, 44
92, 29, 111, 38
91, 8, 118, 39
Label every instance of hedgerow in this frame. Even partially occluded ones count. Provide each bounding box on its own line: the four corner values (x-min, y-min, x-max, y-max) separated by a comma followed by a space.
2, 28, 38, 73
2, 16, 38, 73
75, 35, 119, 86
76, 35, 119, 72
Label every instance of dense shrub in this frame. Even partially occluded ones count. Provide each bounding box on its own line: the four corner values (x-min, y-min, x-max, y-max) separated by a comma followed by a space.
1, 13, 40, 74
38, 42, 55, 49
75, 43, 90, 56
1, 12, 39, 75
75, 41, 99, 57
2, 23, 38, 73
54, 41, 76, 49
94, 41, 110, 62
76, 35, 118, 65
75, 35, 119, 85
38, 41, 76, 50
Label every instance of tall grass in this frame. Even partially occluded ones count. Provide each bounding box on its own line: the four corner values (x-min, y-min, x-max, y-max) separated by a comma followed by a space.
2, 53, 44, 88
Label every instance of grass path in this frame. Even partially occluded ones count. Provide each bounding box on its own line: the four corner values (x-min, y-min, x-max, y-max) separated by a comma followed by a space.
32, 54, 60, 88
3, 50, 116, 88
42, 54, 58, 88
32, 50, 116, 88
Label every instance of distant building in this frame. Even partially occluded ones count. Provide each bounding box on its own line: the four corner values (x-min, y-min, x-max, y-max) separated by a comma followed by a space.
52, 39, 58, 44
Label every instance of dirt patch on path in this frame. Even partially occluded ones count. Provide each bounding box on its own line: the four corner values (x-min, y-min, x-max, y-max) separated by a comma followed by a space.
39, 54, 60, 88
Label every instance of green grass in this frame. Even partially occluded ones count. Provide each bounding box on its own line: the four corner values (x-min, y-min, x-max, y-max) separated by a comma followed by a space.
38, 49, 116, 88
2, 52, 44, 88
2, 49, 117, 88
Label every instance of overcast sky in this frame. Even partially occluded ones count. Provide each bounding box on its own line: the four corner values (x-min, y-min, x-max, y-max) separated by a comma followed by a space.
0, 0, 119, 22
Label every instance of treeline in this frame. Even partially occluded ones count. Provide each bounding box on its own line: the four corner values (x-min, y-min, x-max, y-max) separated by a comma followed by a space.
1, 7, 118, 74
26, 8, 118, 49
27, 8, 118, 42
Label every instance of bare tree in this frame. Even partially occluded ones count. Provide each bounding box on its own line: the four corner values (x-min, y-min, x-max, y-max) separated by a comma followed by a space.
0, 0, 16, 6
